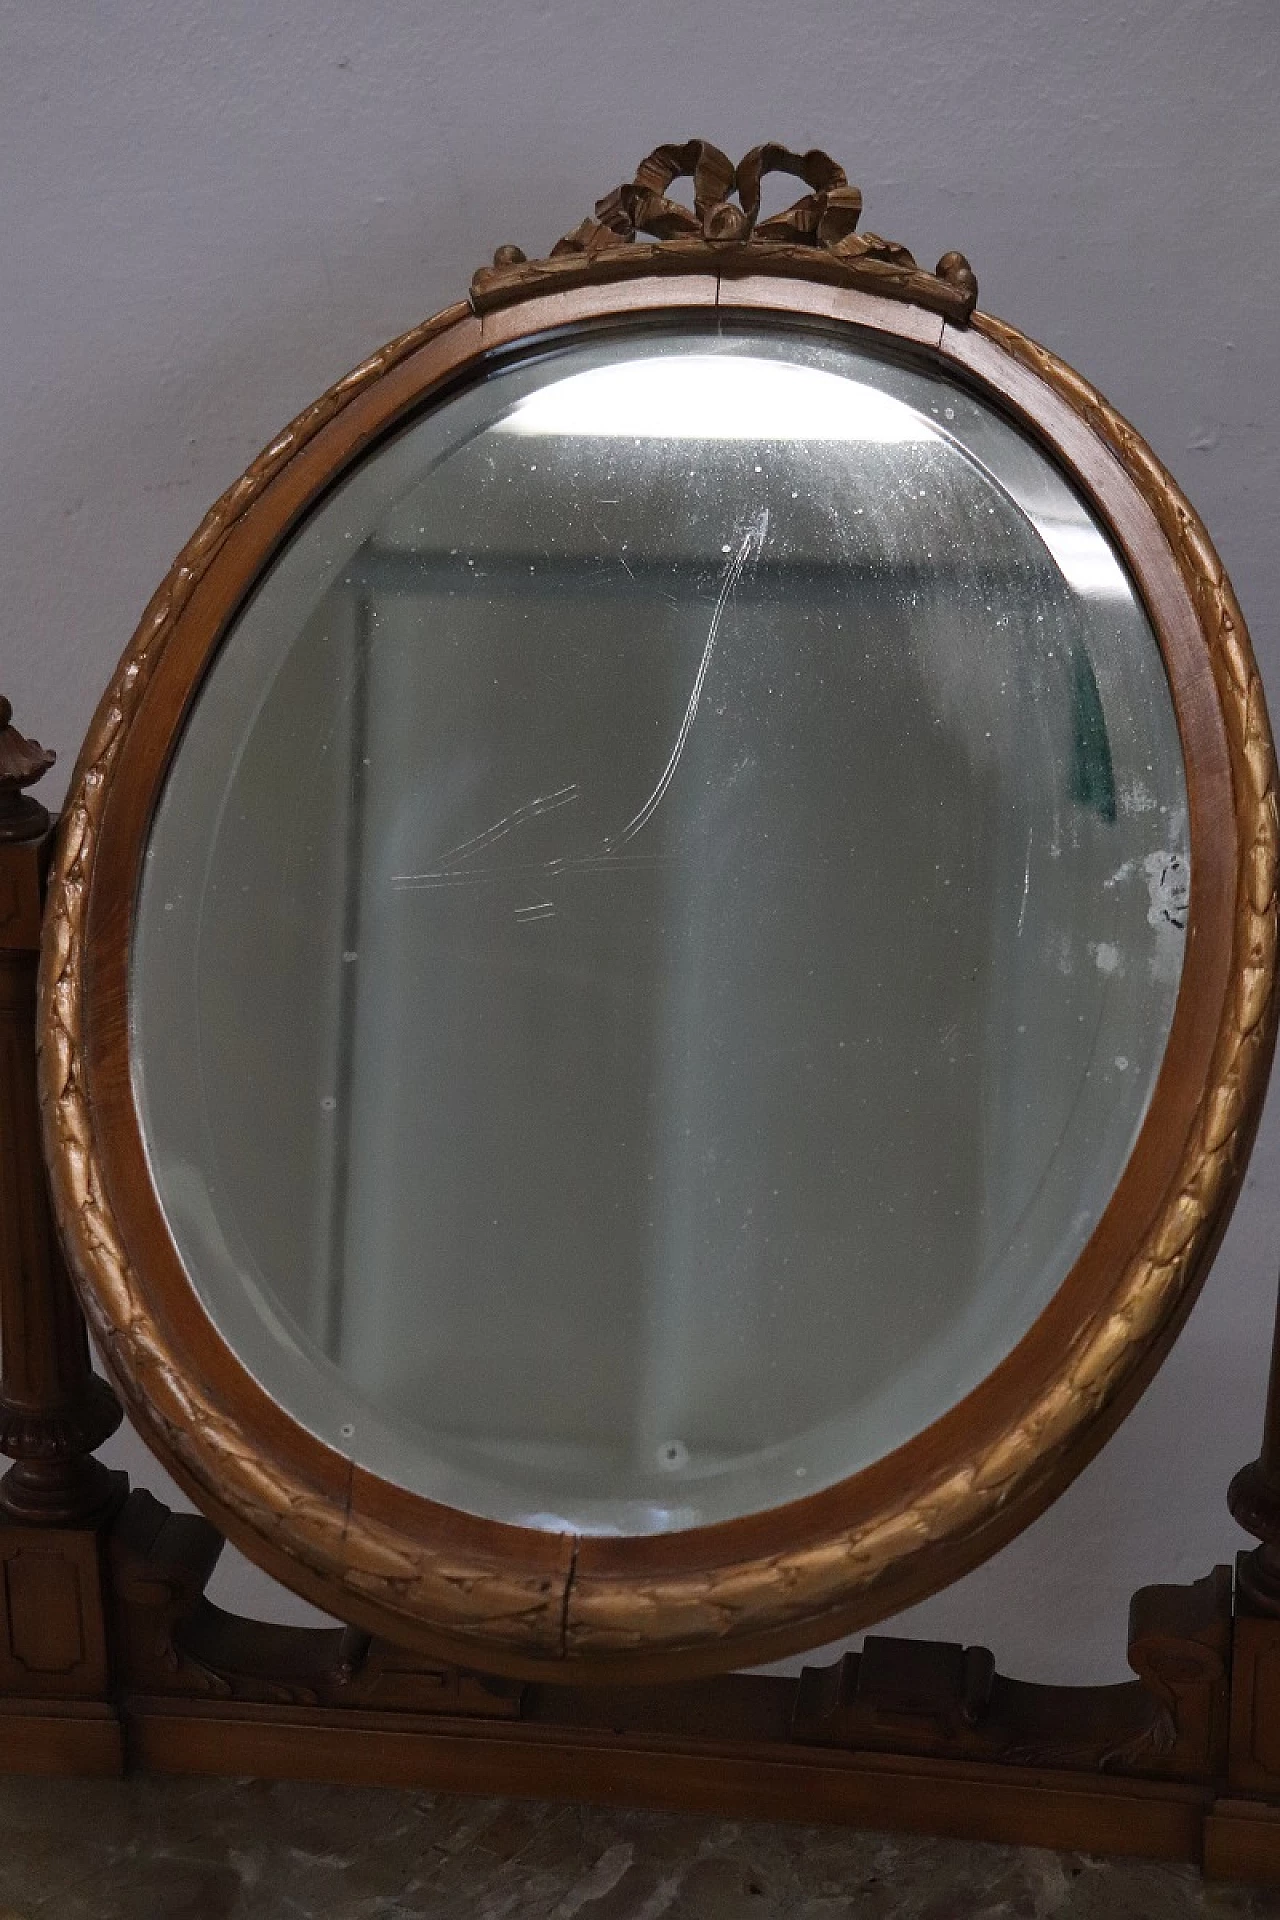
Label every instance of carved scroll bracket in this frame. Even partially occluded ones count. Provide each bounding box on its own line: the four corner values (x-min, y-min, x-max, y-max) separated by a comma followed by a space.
791, 1568, 1231, 1781
472, 140, 978, 323
110, 1489, 525, 1717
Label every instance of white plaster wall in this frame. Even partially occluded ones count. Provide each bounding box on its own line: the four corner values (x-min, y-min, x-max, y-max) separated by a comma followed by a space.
2, 0, 1278, 1681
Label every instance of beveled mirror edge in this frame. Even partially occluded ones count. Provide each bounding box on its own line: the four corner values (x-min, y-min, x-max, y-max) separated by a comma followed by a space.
35, 248, 1278, 1681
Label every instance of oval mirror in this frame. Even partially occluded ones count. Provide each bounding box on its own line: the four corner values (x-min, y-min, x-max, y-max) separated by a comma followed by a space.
41, 147, 1275, 1680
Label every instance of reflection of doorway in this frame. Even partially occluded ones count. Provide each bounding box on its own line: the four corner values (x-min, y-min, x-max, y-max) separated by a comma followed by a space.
332, 526, 996, 1520
189, 587, 362, 1355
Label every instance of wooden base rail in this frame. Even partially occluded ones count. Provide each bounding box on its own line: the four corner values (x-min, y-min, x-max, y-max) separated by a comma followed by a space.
3, 1488, 1280, 1884
5, 730, 1280, 1884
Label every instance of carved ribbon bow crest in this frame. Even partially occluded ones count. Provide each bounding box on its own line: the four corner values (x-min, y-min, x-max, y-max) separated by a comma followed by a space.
474, 140, 977, 323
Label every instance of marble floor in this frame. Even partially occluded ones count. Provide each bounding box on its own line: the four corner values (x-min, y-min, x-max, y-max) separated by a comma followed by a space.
2, 1775, 1280, 1919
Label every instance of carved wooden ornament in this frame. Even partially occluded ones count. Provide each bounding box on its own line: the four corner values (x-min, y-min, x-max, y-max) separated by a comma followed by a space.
471, 140, 978, 322
36, 145, 1278, 1682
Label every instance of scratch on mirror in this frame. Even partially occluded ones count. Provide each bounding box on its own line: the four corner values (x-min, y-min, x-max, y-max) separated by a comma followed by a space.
392, 784, 579, 888
1016, 824, 1033, 939
603, 507, 769, 852
390, 849, 671, 892
390, 508, 770, 907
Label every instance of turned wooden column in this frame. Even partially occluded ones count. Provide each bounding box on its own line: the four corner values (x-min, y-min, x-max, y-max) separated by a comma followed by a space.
0, 697, 122, 1525
1228, 1279, 1280, 1615
1219, 1276, 1280, 1802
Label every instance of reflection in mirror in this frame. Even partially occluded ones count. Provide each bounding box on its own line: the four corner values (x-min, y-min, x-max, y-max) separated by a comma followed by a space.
133, 321, 1189, 1534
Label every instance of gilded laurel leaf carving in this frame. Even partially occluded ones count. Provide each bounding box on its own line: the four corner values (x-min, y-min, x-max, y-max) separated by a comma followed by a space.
561, 315, 1280, 1657
35, 270, 1278, 1669
38, 299, 571, 1659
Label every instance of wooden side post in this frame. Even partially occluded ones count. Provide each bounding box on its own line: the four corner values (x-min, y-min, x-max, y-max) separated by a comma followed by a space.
0, 698, 124, 1770
1228, 1282, 1280, 1619
1199, 1277, 1280, 1877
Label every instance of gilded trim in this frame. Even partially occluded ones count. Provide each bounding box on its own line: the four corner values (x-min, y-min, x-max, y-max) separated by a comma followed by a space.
36, 279, 1277, 1670
563, 314, 1280, 1655
39, 301, 571, 1657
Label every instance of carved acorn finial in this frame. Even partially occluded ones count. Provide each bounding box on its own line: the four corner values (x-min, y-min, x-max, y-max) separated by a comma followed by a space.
492, 244, 527, 268
936, 251, 979, 303
0, 697, 56, 842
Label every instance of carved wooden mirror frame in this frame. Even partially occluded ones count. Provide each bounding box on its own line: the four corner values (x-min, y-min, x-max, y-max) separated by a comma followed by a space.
33, 141, 1278, 1686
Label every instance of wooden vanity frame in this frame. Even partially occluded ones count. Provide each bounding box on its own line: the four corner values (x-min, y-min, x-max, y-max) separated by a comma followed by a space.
5, 143, 1280, 1881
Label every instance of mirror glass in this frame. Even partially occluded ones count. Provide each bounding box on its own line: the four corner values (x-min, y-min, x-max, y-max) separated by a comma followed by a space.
132, 319, 1189, 1535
